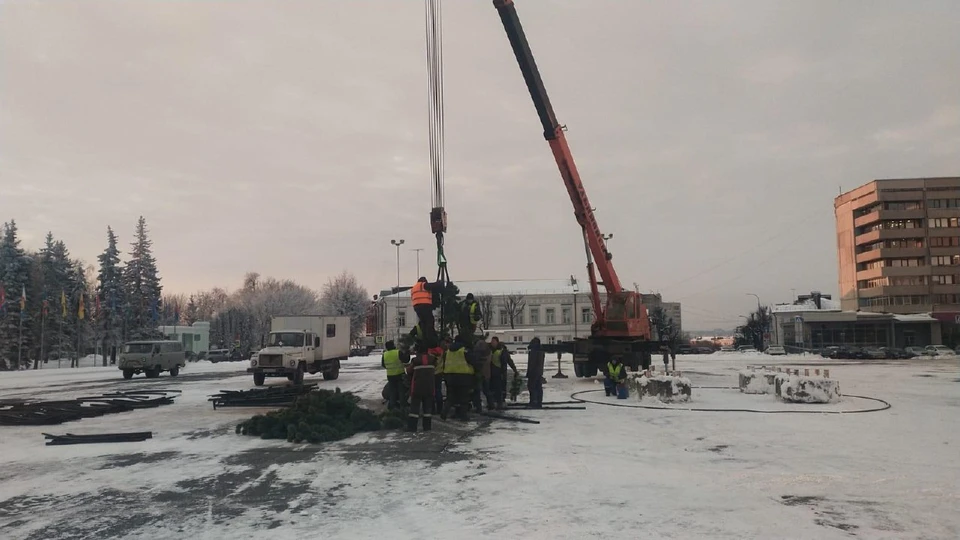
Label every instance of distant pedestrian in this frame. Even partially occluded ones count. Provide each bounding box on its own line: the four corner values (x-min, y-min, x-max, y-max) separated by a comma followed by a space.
604, 356, 627, 396
661, 346, 670, 372
526, 338, 545, 408
490, 337, 519, 410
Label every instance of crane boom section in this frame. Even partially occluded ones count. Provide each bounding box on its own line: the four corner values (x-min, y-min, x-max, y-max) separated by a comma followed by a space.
494, 0, 623, 295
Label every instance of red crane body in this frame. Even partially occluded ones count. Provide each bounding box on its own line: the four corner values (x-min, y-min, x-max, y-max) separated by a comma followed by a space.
493, 0, 654, 363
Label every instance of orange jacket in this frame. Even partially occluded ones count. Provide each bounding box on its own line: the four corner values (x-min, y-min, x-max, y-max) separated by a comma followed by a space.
411, 281, 433, 306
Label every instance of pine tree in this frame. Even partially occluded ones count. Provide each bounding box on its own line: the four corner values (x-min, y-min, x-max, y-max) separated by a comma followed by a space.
49, 240, 78, 363
0, 221, 34, 370
97, 227, 125, 365
70, 260, 92, 367
34, 233, 74, 367
183, 295, 199, 325
122, 216, 163, 340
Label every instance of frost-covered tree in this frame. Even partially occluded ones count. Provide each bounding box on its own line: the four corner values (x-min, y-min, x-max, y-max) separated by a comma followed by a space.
0, 221, 34, 370
96, 227, 126, 365
319, 271, 370, 345
122, 216, 162, 340
504, 293, 526, 330
183, 295, 199, 325
33, 233, 78, 367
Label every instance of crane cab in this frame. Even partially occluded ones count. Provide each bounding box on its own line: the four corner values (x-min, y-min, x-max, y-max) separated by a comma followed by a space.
599, 291, 652, 339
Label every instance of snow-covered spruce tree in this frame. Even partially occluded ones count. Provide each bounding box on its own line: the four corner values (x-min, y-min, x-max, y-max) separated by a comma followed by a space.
319, 271, 370, 345
32, 233, 75, 367
96, 227, 126, 365
122, 216, 162, 340
0, 221, 34, 370
69, 260, 92, 367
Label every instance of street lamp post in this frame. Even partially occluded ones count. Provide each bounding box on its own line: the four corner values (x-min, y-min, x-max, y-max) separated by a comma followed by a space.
411, 248, 423, 279
391, 239, 405, 342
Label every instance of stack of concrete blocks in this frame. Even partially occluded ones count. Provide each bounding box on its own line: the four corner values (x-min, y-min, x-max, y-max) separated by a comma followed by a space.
774, 368, 841, 404
629, 368, 692, 403
738, 366, 778, 394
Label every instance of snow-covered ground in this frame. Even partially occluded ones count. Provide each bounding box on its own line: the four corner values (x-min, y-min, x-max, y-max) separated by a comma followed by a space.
1, 353, 958, 539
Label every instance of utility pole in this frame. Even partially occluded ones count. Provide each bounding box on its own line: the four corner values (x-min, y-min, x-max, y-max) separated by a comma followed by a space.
391, 239, 405, 342
411, 248, 424, 279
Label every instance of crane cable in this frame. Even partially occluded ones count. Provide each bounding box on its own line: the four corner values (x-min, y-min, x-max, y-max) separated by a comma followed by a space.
425, 0, 452, 333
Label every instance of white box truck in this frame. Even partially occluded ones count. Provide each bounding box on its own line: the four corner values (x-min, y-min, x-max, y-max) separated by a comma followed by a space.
247, 316, 350, 386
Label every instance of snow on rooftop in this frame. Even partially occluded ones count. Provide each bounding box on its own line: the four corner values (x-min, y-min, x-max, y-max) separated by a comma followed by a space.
772, 297, 841, 313
381, 279, 579, 298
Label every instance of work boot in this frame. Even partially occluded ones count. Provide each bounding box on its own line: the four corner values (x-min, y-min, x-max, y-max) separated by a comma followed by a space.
406, 416, 418, 432
423, 417, 432, 431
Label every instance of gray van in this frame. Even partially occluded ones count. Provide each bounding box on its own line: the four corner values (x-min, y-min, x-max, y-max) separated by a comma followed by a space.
119, 340, 186, 379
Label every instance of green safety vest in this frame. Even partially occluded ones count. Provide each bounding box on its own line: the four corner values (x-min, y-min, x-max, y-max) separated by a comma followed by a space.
607, 362, 623, 381
444, 348, 474, 375
470, 302, 480, 324
491, 348, 502, 368
383, 349, 404, 377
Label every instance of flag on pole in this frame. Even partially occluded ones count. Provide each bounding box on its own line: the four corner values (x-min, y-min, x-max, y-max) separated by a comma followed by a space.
42, 299, 49, 316
78, 292, 85, 320
0, 284, 6, 315
20, 285, 26, 319
95, 295, 101, 320
61, 290, 67, 317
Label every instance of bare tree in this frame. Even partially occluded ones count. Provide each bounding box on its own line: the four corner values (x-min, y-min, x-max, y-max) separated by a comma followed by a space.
504, 293, 526, 330
319, 271, 369, 345
476, 294, 494, 330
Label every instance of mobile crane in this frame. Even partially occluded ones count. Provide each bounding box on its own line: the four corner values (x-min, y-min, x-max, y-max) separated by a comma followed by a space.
493, 0, 661, 375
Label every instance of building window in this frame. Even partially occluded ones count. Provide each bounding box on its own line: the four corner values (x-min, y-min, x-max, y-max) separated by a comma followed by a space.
397, 310, 406, 327
545, 308, 556, 324
932, 255, 960, 266
858, 295, 930, 308
930, 237, 960, 247
886, 238, 924, 248
513, 335, 523, 343
884, 201, 923, 210
581, 307, 592, 323
935, 294, 960, 304
883, 219, 923, 229
499, 309, 508, 326
516, 311, 525, 325
529, 307, 540, 325
932, 275, 958, 285
930, 218, 960, 229
562, 307, 572, 324
887, 258, 924, 267
547, 336, 556, 344
928, 198, 960, 209
854, 203, 881, 218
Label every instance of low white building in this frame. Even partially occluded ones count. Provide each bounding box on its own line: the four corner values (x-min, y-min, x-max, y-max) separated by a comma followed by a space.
158, 321, 210, 357
374, 278, 681, 351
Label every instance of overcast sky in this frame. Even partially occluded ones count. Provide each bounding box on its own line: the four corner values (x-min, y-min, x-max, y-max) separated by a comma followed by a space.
2, 0, 959, 330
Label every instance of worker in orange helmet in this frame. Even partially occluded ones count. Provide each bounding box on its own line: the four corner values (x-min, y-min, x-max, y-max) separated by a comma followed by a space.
410, 276, 443, 342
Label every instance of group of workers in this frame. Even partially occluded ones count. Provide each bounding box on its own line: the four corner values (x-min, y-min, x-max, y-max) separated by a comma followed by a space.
381, 277, 548, 432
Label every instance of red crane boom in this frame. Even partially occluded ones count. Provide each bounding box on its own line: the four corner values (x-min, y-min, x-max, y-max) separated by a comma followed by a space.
493, 0, 657, 372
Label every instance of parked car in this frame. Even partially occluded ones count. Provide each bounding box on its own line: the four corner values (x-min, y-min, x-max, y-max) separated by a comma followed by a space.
696, 347, 716, 355
207, 349, 230, 363
737, 345, 757, 353
720, 346, 735, 353
905, 346, 927, 357
677, 345, 696, 355
880, 347, 913, 359
821, 346, 840, 358
924, 345, 955, 357
765, 345, 786, 356
862, 347, 887, 359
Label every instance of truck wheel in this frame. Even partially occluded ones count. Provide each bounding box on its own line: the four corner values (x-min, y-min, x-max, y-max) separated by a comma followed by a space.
585, 364, 598, 377
322, 366, 339, 381
145, 368, 160, 379
122, 369, 134, 380
573, 363, 584, 377
169, 367, 179, 377
253, 372, 266, 386
293, 364, 305, 385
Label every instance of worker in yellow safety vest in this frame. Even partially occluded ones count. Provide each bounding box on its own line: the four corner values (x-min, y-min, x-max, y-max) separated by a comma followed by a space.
440, 335, 474, 421
604, 356, 627, 396
381, 340, 407, 410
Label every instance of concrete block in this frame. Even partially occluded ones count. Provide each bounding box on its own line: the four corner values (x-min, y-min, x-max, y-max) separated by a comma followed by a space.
775, 373, 841, 404
630, 372, 692, 403
738, 366, 778, 394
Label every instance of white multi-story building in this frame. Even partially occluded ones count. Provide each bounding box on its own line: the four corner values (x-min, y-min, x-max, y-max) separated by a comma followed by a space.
373, 278, 681, 351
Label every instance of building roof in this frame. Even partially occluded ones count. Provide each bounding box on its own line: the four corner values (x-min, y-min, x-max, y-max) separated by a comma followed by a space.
381, 279, 579, 299
771, 297, 842, 313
